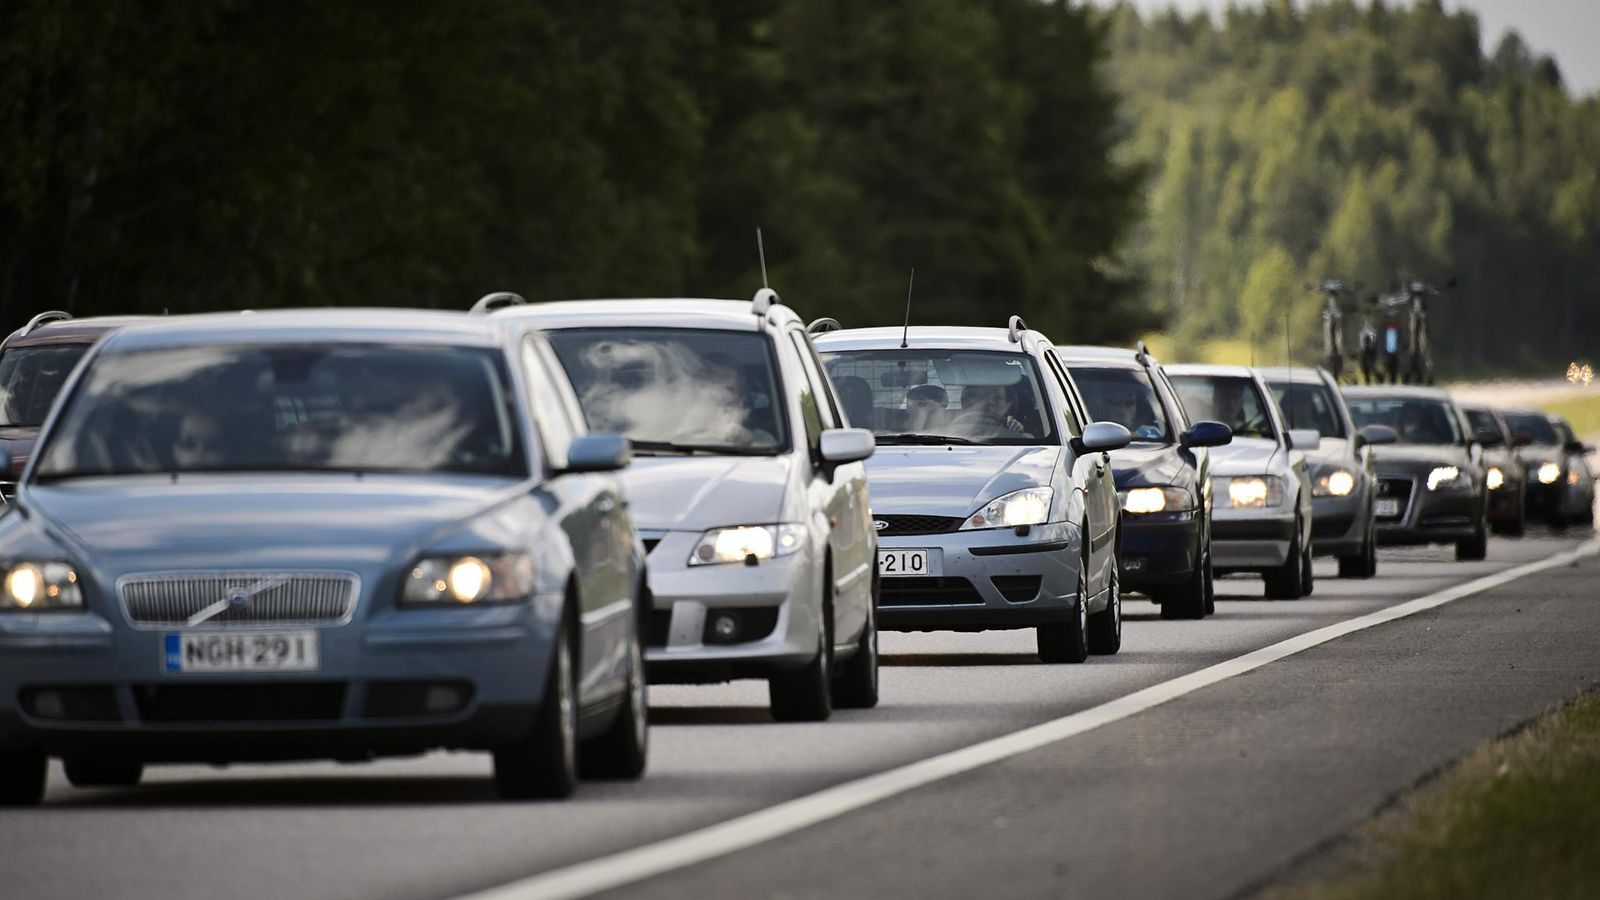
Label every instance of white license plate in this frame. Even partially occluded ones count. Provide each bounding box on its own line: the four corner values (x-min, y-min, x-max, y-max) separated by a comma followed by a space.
164, 631, 319, 673
1375, 498, 1402, 518
878, 549, 932, 577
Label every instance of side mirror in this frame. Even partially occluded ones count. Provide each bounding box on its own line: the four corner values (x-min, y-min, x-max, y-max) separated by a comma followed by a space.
564, 434, 632, 473
1359, 424, 1399, 447
1287, 428, 1321, 452
1076, 421, 1132, 453
819, 427, 875, 464
1180, 420, 1232, 449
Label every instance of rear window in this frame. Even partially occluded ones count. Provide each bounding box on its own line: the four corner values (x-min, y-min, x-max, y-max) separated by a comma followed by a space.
0, 344, 91, 428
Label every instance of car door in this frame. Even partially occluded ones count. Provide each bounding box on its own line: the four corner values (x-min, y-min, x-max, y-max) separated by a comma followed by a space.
1042, 349, 1114, 593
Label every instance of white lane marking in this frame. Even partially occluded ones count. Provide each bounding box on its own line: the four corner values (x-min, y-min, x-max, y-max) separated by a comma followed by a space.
463, 539, 1600, 900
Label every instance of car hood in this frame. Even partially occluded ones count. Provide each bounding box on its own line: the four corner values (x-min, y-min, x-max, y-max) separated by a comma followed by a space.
1108, 442, 1186, 489
21, 475, 520, 571
864, 445, 1059, 516
1517, 444, 1562, 468
1206, 437, 1282, 476
1370, 444, 1471, 476
1300, 437, 1354, 469
619, 455, 792, 532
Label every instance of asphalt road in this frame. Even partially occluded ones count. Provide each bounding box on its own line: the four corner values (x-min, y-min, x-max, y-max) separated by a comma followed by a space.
3, 530, 1596, 900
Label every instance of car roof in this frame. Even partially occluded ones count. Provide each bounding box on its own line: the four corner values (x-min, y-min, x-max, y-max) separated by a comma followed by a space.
1163, 363, 1258, 379
1054, 345, 1155, 368
97, 309, 504, 351
492, 298, 800, 332
813, 325, 1042, 353
1257, 366, 1333, 384
6, 316, 151, 349
1341, 385, 1455, 401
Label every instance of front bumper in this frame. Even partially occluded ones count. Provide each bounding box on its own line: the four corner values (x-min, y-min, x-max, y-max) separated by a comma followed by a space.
1117, 511, 1201, 589
1309, 484, 1369, 557
1210, 506, 1296, 571
1373, 473, 1481, 544
874, 521, 1082, 632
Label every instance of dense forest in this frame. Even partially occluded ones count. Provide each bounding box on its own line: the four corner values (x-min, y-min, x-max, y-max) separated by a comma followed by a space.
0, 0, 1144, 343
1104, 0, 1600, 375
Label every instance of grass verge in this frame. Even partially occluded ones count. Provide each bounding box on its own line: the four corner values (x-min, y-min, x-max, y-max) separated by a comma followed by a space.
1266, 687, 1600, 900
1540, 393, 1600, 437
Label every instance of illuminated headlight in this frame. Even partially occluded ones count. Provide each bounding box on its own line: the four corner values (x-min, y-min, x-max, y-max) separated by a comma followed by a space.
1222, 476, 1283, 509
1121, 486, 1191, 515
401, 553, 535, 605
1314, 469, 1357, 498
1486, 466, 1505, 491
962, 487, 1053, 530
1427, 466, 1466, 491
1537, 462, 1562, 484
689, 524, 806, 565
1570, 469, 1583, 486
0, 562, 83, 611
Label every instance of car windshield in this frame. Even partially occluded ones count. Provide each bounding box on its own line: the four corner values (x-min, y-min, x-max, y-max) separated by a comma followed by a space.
1346, 396, 1463, 446
34, 343, 526, 478
1464, 409, 1506, 442
820, 349, 1057, 446
1170, 374, 1276, 440
1503, 412, 1559, 446
0, 344, 91, 428
1069, 365, 1170, 442
548, 328, 787, 455
1269, 380, 1345, 438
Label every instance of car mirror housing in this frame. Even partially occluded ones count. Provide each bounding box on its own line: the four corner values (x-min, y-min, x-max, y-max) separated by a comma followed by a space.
1286, 429, 1321, 452
1359, 424, 1399, 447
819, 428, 875, 464
1077, 421, 1132, 453
563, 434, 632, 473
1475, 427, 1505, 449
1180, 420, 1232, 449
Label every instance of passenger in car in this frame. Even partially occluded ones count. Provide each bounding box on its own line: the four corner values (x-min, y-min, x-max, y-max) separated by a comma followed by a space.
905, 383, 949, 431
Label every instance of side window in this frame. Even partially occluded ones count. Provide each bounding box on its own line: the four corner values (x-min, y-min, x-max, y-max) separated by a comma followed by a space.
789, 332, 842, 429
1041, 351, 1083, 437
521, 337, 579, 469
784, 335, 824, 451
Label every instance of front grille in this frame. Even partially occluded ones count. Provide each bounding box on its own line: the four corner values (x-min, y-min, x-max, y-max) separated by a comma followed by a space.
134, 683, 346, 722
990, 575, 1043, 603
120, 572, 358, 627
880, 576, 983, 607
1376, 477, 1414, 520
875, 515, 962, 537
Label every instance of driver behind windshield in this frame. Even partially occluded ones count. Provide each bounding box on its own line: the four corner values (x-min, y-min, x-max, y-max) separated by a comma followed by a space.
1075, 368, 1168, 442
952, 383, 1025, 438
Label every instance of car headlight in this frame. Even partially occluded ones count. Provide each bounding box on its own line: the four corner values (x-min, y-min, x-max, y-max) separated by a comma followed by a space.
689, 524, 806, 566
1313, 468, 1357, 498
0, 561, 83, 611
401, 553, 535, 605
1221, 476, 1283, 509
1486, 466, 1505, 491
962, 487, 1053, 530
1570, 469, 1583, 486
1121, 486, 1191, 515
1426, 466, 1469, 491
1537, 461, 1562, 484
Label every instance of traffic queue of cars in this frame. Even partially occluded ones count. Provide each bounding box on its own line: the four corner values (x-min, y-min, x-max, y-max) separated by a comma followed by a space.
0, 295, 1590, 805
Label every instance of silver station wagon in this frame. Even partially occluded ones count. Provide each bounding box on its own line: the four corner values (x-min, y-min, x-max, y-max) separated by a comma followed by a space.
815, 319, 1131, 663
0, 310, 646, 804
494, 292, 879, 722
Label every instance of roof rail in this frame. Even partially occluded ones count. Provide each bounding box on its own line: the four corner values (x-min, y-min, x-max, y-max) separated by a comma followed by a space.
471, 292, 527, 316
806, 317, 842, 336
21, 310, 72, 336
1135, 339, 1151, 365
752, 288, 781, 317
1006, 315, 1028, 344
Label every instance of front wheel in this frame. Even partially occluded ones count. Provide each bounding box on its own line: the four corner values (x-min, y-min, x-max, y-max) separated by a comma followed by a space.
493, 615, 578, 800
771, 604, 834, 722
1087, 562, 1121, 655
1456, 507, 1489, 561
578, 614, 648, 780
1038, 559, 1090, 664
1339, 523, 1378, 579
832, 573, 879, 709
63, 758, 143, 788
0, 750, 46, 806
1263, 521, 1308, 599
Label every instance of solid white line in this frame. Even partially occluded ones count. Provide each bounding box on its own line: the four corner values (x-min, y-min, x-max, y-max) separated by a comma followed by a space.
463, 539, 1600, 900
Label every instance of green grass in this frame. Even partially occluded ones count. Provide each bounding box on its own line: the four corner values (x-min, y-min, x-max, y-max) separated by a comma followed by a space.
1267, 688, 1600, 900
1541, 394, 1600, 437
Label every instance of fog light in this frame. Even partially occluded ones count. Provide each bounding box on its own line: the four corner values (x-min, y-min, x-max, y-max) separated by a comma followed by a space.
710, 612, 740, 642
30, 689, 64, 719
1123, 557, 1147, 572
423, 685, 465, 713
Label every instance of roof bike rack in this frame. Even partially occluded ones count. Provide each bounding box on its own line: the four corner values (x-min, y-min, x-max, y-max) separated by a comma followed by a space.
806, 317, 842, 336
752, 288, 781, 317
1007, 315, 1029, 343
470, 292, 527, 315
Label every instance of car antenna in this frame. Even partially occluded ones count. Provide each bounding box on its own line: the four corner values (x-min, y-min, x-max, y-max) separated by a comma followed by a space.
900, 268, 915, 349
756, 226, 769, 290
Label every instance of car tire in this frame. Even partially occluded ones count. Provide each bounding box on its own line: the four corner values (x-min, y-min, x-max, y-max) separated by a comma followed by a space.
1159, 552, 1207, 620
578, 607, 648, 781
0, 750, 46, 806
1087, 561, 1122, 655
832, 571, 879, 709
1456, 507, 1489, 561
493, 612, 578, 800
1038, 556, 1090, 664
1262, 521, 1307, 600
1299, 535, 1315, 596
63, 758, 143, 788
1202, 540, 1216, 616
770, 598, 834, 722
1339, 525, 1378, 579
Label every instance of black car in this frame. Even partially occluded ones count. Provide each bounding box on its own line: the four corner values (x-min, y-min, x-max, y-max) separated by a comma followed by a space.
1343, 386, 1489, 560
1502, 408, 1569, 527
1549, 415, 1596, 527
1458, 404, 1527, 536
1060, 345, 1232, 619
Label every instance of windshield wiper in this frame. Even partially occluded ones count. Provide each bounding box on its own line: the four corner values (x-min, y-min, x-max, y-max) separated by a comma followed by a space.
873, 433, 977, 446
628, 440, 774, 457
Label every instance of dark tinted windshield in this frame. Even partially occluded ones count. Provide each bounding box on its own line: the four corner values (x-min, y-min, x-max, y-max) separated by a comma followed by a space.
820, 349, 1057, 446
1069, 366, 1170, 442
1170, 374, 1276, 440
1347, 396, 1463, 446
36, 343, 525, 478
1464, 409, 1506, 441
0, 344, 91, 428
1502, 412, 1558, 446
548, 328, 787, 454
1269, 380, 1345, 438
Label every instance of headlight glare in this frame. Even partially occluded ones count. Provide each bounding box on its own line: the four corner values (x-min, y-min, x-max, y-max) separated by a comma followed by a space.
1120, 486, 1192, 515
1427, 466, 1463, 491
1538, 462, 1561, 484
962, 487, 1053, 530
1486, 466, 1505, 491
402, 553, 534, 605
1314, 469, 1356, 498
689, 524, 806, 565
1223, 476, 1283, 509
0, 561, 82, 611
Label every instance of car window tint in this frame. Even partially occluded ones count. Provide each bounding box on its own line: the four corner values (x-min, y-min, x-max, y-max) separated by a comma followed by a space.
1170, 375, 1276, 440
1464, 409, 1506, 441
1502, 412, 1559, 446
789, 332, 841, 430
522, 337, 577, 468
0, 344, 91, 428
1346, 396, 1464, 446
1268, 380, 1345, 438
820, 349, 1058, 446
1069, 365, 1172, 443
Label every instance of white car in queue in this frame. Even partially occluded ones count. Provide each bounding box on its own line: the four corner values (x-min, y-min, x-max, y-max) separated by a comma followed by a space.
813, 318, 1132, 663
487, 291, 878, 721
